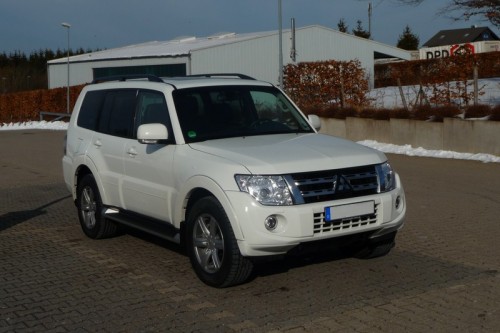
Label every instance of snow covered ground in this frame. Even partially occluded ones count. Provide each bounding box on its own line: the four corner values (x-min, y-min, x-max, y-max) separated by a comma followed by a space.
0, 120, 498, 163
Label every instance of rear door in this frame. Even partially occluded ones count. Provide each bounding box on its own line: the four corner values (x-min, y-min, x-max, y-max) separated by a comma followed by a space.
86, 89, 137, 207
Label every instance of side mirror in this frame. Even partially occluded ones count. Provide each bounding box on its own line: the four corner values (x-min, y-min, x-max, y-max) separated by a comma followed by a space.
308, 114, 321, 131
137, 123, 169, 144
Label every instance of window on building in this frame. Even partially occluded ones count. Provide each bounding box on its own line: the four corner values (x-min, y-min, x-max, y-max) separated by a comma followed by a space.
93, 64, 186, 80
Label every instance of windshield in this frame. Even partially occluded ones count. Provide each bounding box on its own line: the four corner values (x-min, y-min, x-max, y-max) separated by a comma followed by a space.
173, 85, 313, 143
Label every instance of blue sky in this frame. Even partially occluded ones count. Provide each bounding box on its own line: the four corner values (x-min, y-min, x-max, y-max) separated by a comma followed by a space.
1, 0, 495, 54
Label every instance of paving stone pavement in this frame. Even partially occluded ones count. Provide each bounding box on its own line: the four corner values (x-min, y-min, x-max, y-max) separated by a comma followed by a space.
1, 130, 499, 332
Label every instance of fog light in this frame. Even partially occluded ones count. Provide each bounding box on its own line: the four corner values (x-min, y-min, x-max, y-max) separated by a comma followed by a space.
395, 195, 401, 210
264, 215, 278, 231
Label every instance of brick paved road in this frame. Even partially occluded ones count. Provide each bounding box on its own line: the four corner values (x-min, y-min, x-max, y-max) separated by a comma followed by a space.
1, 130, 499, 332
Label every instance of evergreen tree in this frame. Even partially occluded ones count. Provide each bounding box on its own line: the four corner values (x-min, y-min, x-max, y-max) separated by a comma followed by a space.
0, 47, 98, 92
337, 18, 349, 33
352, 20, 370, 39
397, 25, 420, 50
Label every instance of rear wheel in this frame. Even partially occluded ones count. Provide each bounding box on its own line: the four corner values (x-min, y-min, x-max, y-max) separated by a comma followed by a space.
186, 196, 253, 287
76, 174, 117, 239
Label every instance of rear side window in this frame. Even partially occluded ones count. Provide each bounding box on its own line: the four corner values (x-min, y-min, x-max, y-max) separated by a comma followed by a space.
77, 89, 136, 137
97, 90, 137, 138
77, 90, 106, 130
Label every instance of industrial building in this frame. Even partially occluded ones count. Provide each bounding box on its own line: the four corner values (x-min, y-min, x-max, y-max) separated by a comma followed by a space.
47, 25, 411, 89
420, 26, 500, 59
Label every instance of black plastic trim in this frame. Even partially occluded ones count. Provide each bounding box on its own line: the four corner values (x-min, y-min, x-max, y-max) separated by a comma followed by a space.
104, 208, 181, 244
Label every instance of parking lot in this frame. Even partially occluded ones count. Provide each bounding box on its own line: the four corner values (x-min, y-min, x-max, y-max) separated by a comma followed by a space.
1, 129, 500, 332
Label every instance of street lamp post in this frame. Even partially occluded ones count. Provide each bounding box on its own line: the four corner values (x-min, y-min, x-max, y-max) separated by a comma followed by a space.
61, 22, 71, 113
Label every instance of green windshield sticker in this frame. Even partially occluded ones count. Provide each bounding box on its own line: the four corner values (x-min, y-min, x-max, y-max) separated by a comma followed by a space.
187, 131, 197, 138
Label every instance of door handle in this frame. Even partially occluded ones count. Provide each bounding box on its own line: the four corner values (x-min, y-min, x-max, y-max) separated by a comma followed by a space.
93, 139, 102, 148
127, 147, 138, 157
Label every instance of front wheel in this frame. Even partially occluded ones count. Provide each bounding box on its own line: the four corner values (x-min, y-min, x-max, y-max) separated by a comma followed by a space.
76, 174, 117, 239
186, 196, 253, 287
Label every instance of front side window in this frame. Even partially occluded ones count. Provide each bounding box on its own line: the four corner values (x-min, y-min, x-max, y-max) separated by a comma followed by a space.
134, 90, 174, 142
173, 85, 313, 143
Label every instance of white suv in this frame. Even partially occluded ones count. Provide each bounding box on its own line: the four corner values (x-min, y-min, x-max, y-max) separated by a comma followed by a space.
63, 74, 406, 287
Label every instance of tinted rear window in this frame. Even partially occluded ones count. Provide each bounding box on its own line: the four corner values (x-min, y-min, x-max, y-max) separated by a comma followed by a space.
77, 90, 106, 130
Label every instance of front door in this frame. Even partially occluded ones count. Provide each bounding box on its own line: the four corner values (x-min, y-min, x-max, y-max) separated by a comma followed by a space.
122, 90, 177, 222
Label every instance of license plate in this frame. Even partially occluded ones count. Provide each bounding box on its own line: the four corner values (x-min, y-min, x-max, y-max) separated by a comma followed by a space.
324, 201, 375, 222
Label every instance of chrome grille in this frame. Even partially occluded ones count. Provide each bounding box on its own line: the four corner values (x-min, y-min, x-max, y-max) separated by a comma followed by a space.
313, 204, 379, 234
290, 165, 378, 204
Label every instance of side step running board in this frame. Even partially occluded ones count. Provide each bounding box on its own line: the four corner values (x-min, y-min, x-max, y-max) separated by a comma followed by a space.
104, 208, 181, 244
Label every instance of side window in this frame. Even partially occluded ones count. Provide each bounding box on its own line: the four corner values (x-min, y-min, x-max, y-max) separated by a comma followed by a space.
77, 90, 105, 130
135, 90, 173, 141
97, 90, 137, 138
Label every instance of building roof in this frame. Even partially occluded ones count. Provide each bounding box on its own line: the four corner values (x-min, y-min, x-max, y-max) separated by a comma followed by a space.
423, 26, 499, 47
48, 25, 410, 65
48, 30, 278, 64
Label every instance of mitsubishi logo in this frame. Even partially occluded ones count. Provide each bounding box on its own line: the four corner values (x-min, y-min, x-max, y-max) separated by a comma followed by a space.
332, 175, 353, 194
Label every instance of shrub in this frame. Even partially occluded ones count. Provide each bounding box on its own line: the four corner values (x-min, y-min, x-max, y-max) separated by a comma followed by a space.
359, 108, 393, 120
284, 60, 370, 110
464, 104, 492, 119
412, 105, 434, 121
299, 103, 324, 116
490, 105, 500, 121
412, 105, 461, 122
333, 107, 358, 119
389, 108, 411, 119
430, 106, 462, 122
0, 85, 84, 123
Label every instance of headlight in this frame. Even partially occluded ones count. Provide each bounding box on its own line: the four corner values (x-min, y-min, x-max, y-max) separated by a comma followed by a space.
376, 162, 396, 193
235, 175, 293, 206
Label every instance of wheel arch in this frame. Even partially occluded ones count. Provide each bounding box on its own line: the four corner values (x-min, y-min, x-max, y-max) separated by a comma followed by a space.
73, 158, 110, 206
176, 176, 244, 242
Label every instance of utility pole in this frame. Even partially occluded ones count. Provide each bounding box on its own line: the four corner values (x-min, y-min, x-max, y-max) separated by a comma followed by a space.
368, 2, 372, 39
278, 0, 284, 87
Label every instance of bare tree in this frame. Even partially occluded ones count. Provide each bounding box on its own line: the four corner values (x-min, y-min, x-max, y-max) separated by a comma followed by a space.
396, 0, 500, 27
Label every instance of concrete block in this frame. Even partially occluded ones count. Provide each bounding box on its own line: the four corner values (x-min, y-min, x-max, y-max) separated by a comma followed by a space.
319, 117, 500, 156
415, 121, 443, 150
390, 119, 416, 146
319, 117, 346, 138
443, 118, 476, 153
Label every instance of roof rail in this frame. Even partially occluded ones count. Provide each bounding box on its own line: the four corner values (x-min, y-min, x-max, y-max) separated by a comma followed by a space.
91, 74, 163, 84
187, 73, 256, 80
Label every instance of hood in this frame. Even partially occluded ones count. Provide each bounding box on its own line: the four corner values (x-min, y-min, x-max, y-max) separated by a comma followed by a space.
189, 133, 386, 174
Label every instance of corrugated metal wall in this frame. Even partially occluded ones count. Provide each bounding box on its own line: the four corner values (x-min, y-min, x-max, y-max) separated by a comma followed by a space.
48, 26, 410, 89
191, 26, 410, 87
191, 36, 279, 84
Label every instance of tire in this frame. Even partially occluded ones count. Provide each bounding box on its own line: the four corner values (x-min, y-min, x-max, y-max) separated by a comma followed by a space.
76, 174, 117, 239
186, 196, 253, 288
355, 231, 397, 259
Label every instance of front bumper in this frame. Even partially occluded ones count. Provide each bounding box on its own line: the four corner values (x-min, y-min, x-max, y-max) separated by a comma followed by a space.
227, 174, 406, 257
